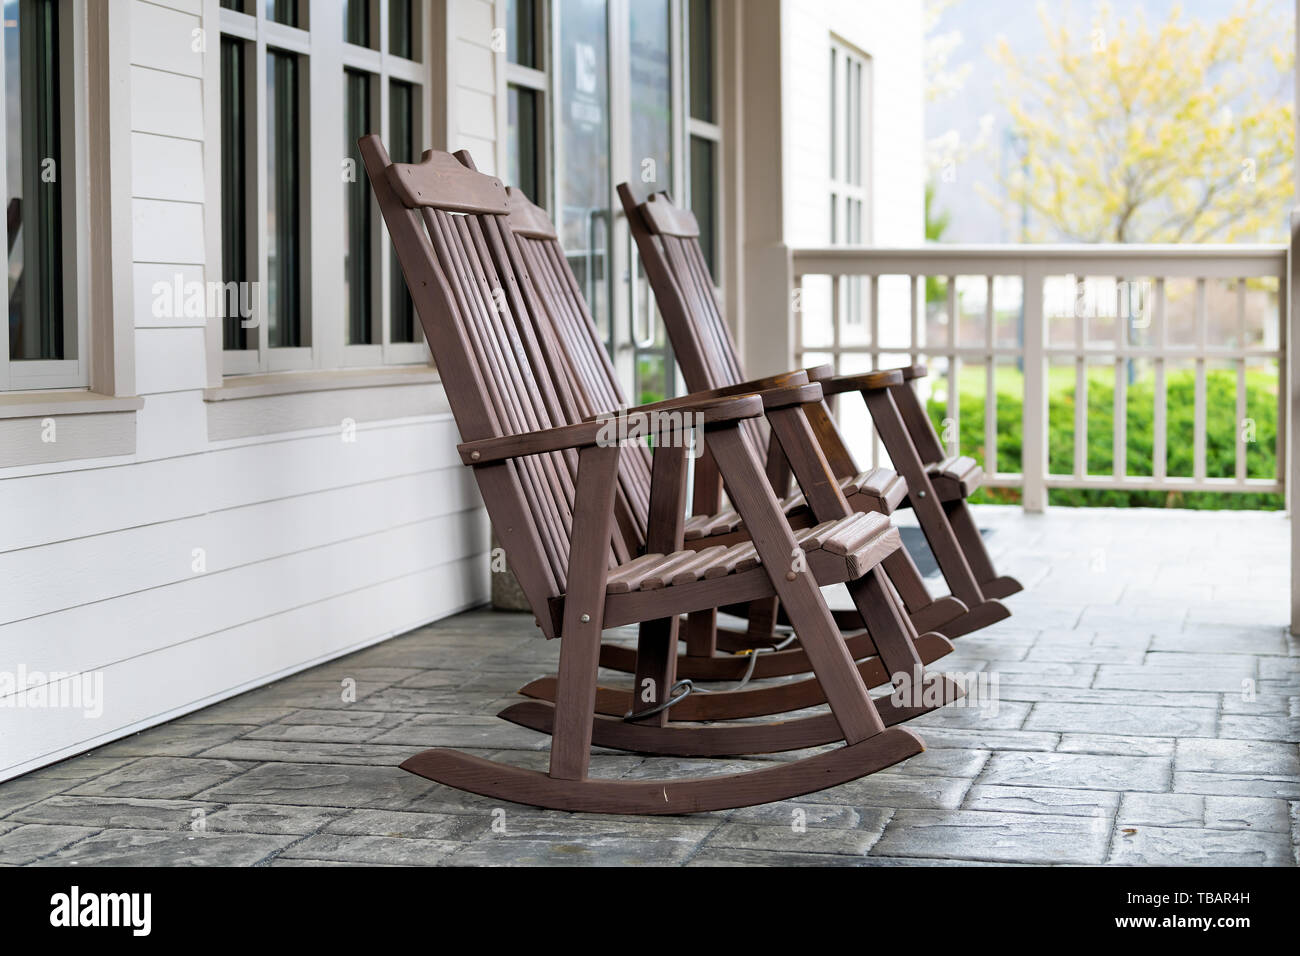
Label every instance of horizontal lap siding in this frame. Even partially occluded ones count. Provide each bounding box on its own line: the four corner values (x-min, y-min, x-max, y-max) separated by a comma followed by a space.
0, 1, 490, 780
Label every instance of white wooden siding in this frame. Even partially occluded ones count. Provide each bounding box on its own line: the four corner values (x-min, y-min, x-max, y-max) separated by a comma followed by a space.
0, 0, 491, 780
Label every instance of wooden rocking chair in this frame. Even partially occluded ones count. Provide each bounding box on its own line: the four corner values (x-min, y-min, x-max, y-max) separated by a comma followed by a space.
618, 186, 1022, 638
486, 178, 960, 729
362, 136, 950, 812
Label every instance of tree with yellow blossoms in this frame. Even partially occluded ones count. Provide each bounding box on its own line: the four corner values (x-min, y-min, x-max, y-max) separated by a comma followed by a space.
991, 1, 1294, 242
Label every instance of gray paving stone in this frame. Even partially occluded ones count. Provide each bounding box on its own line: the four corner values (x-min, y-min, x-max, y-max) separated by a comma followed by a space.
1025, 702, 1214, 738
67, 757, 255, 799
323, 808, 490, 840
805, 774, 971, 811
1173, 772, 1300, 800
1203, 796, 1292, 833
919, 728, 1060, 752
198, 739, 416, 766
10, 795, 220, 831
1107, 825, 1293, 865
702, 817, 891, 856
684, 847, 881, 866
1056, 734, 1176, 757
963, 784, 1119, 817
278, 832, 461, 865
1217, 714, 1299, 741
1117, 792, 1205, 827
979, 751, 1171, 792
196, 762, 436, 810
203, 804, 350, 835
0, 824, 98, 864
909, 699, 1031, 730
32, 828, 293, 866
1154, 626, 1289, 656
91, 723, 256, 758
871, 810, 1109, 865
726, 801, 879, 829
1095, 664, 1257, 693
445, 834, 702, 866
1175, 738, 1300, 776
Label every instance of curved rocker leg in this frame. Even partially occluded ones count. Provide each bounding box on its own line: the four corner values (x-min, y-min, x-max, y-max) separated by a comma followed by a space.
980, 575, 1023, 600
520, 632, 954, 721
933, 598, 1011, 639
908, 595, 969, 635
500, 674, 964, 756
399, 726, 925, 815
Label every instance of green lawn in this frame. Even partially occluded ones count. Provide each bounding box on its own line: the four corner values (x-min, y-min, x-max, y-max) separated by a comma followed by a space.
924, 365, 1282, 509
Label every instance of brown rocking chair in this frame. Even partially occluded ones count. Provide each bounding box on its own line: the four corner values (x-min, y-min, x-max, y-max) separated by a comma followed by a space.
362, 136, 951, 812
485, 179, 959, 730
618, 185, 1022, 639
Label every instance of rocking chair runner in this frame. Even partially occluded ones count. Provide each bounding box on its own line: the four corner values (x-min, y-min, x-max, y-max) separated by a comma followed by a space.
489, 179, 960, 710
618, 185, 1023, 638
362, 136, 940, 812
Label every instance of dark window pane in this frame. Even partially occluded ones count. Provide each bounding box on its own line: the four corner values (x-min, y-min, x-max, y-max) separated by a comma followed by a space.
507, 0, 537, 68
344, 0, 372, 48
6, 0, 65, 361
266, 0, 299, 27
690, 135, 716, 276
389, 79, 416, 343
629, 0, 670, 188
266, 50, 302, 348
557, 0, 610, 339
389, 0, 415, 60
344, 69, 372, 345
688, 0, 712, 123
507, 85, 541, 206
220, 0, 249, 12
220, 37, 252, 350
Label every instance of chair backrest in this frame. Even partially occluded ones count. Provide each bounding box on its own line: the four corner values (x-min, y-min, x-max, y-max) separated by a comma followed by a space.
502, 185, 654, 548
617, 186, 748, 394
616, 186, 770, 465
361, 137, 629, 634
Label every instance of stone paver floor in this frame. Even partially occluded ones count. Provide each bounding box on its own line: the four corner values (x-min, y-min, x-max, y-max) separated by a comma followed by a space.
2, 506, 1297, 866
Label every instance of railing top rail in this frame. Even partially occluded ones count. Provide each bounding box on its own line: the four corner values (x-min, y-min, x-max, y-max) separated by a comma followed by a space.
792, 243, 1287, 278
792, 242, 1287, 259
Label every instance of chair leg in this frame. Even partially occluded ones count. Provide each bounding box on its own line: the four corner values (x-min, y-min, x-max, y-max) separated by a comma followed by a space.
944, 498, 1023, 599
632, 617, 679, 728
864, 388, 987, 607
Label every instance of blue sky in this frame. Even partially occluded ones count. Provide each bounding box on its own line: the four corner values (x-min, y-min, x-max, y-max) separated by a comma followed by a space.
926, 0, 1294, 241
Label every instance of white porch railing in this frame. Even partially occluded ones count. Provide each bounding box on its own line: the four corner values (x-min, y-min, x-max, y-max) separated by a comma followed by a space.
791, 244, 1288, 514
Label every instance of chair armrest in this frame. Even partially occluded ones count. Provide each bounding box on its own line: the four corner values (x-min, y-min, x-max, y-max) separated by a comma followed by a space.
818, 368, 905, 395
895, 363, 927, 381
459, 394, 764, 465
596, 370, 812, 419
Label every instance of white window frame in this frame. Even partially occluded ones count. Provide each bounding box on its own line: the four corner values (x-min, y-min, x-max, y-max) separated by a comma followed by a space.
685, 0, 722, 291
504, 0, 550, 213
829, 36, 871, 328
1, 0, 90, 392
217, 0, 432, 378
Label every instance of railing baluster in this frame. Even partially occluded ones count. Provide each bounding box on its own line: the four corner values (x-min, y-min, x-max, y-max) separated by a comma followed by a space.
985, 275, 997, 477
1114, 278, 1127, 480
867, 274, 878, 467
1153, 278, 1167, 483
793, 272, 804, 370
909, 274, 920, 368
1021, 265, 1047, 512
1236, 278, 1247, 484
1194, 277, 1208, 483
946, 275, 958, 459
1074, 276, 1087, 479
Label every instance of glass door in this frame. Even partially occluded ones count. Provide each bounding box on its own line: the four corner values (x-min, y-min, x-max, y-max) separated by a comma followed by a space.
554, 0, 681, 405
